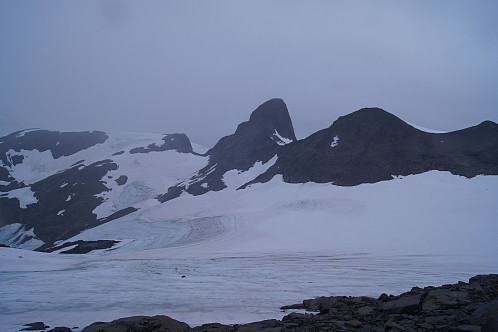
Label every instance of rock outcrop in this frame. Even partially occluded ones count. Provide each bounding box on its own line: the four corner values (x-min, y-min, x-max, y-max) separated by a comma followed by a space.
40, 239, 119, 254
249, 108, 498, 186
129, 133, 193, 154
81, 316, 190, 332
0, 129, 108, 168
276, 274, 498, 331
158, 98, 296, 202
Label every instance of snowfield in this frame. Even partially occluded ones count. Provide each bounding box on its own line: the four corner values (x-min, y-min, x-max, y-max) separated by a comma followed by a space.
1, 171, 497, 331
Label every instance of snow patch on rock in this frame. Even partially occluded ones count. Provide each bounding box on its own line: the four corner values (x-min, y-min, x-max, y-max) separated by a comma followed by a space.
0, 223, 43, 250
272, 130, 293, 146
222, 155, 278, 189
331, 135, 339, 148
15, 129, 39, 138
7, 187, 38, 208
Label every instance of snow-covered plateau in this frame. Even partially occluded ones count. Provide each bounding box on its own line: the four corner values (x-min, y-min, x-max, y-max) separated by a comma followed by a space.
1, 171, 497, 331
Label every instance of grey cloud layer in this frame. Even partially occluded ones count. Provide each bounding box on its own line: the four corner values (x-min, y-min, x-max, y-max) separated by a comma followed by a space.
1, 1, 497, 147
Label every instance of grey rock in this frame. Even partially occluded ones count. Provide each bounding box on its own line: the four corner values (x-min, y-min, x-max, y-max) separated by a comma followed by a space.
81, 315, 190, 332
47, 328, 72, 332
381, 293, 423, 314
470, 299, 498, 325
21, 322, 48, 330
345, 319, 363, 327
115, 175, 128, 186
357, 306, 375, 316
481, 317, 498, 332
425, 315, 448, 325
43, 240, 119, 254
129, 133, 193, 154
417, 322, 434, 330
421, 288, 468, 311
448, 325, 482, 332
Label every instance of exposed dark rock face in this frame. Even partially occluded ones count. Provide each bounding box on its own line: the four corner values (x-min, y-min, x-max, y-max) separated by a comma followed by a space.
81, 315, 190, 332
115, 175, 128, 186
25, 160, 119, 246
129, 133, 193, 154
48, 328, 72, 332
55, 274, 497, 331
0, 130, 114, 248
248, 108, 498, 186
0, 156, 138, 250
0, 129, 108, 168
276, 274, 498, 332
41, 240, 119, 254
0, 128, 162, 249
158, 98, 296, 202
0, 130, 108, 193
21, 322, 49, 330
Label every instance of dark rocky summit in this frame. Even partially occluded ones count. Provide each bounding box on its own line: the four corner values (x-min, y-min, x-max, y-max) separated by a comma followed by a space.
40, 274, 498, 331
160, 103, 498, 200
129, 133, 193, 154
158, 98, 297, 202
247, 108, 498, 187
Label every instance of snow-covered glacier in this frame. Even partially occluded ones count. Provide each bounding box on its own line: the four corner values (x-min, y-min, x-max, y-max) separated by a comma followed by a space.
1, 171, 497, 331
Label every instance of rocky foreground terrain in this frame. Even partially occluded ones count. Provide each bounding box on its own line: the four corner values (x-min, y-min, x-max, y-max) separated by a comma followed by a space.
22, 274, 498, 332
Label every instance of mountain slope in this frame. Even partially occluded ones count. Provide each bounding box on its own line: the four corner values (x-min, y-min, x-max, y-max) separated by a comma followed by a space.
0, 130, 207, 249
158, 98, 296, 202
1, 100, 497, 250
246, 107, 498, 186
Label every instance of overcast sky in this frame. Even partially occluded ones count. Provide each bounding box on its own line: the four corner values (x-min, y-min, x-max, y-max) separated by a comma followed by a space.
1, 1, 497, 147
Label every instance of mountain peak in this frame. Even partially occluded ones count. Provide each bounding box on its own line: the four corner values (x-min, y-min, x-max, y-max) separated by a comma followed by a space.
249, 98, 288, 120
238, 98, 297, 141
158, 99, 297, 202
333, 107, 409, 128
209, 98, 296, 157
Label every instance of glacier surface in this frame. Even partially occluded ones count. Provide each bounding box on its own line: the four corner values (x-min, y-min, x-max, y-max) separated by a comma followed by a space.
1, 171, 497, 331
